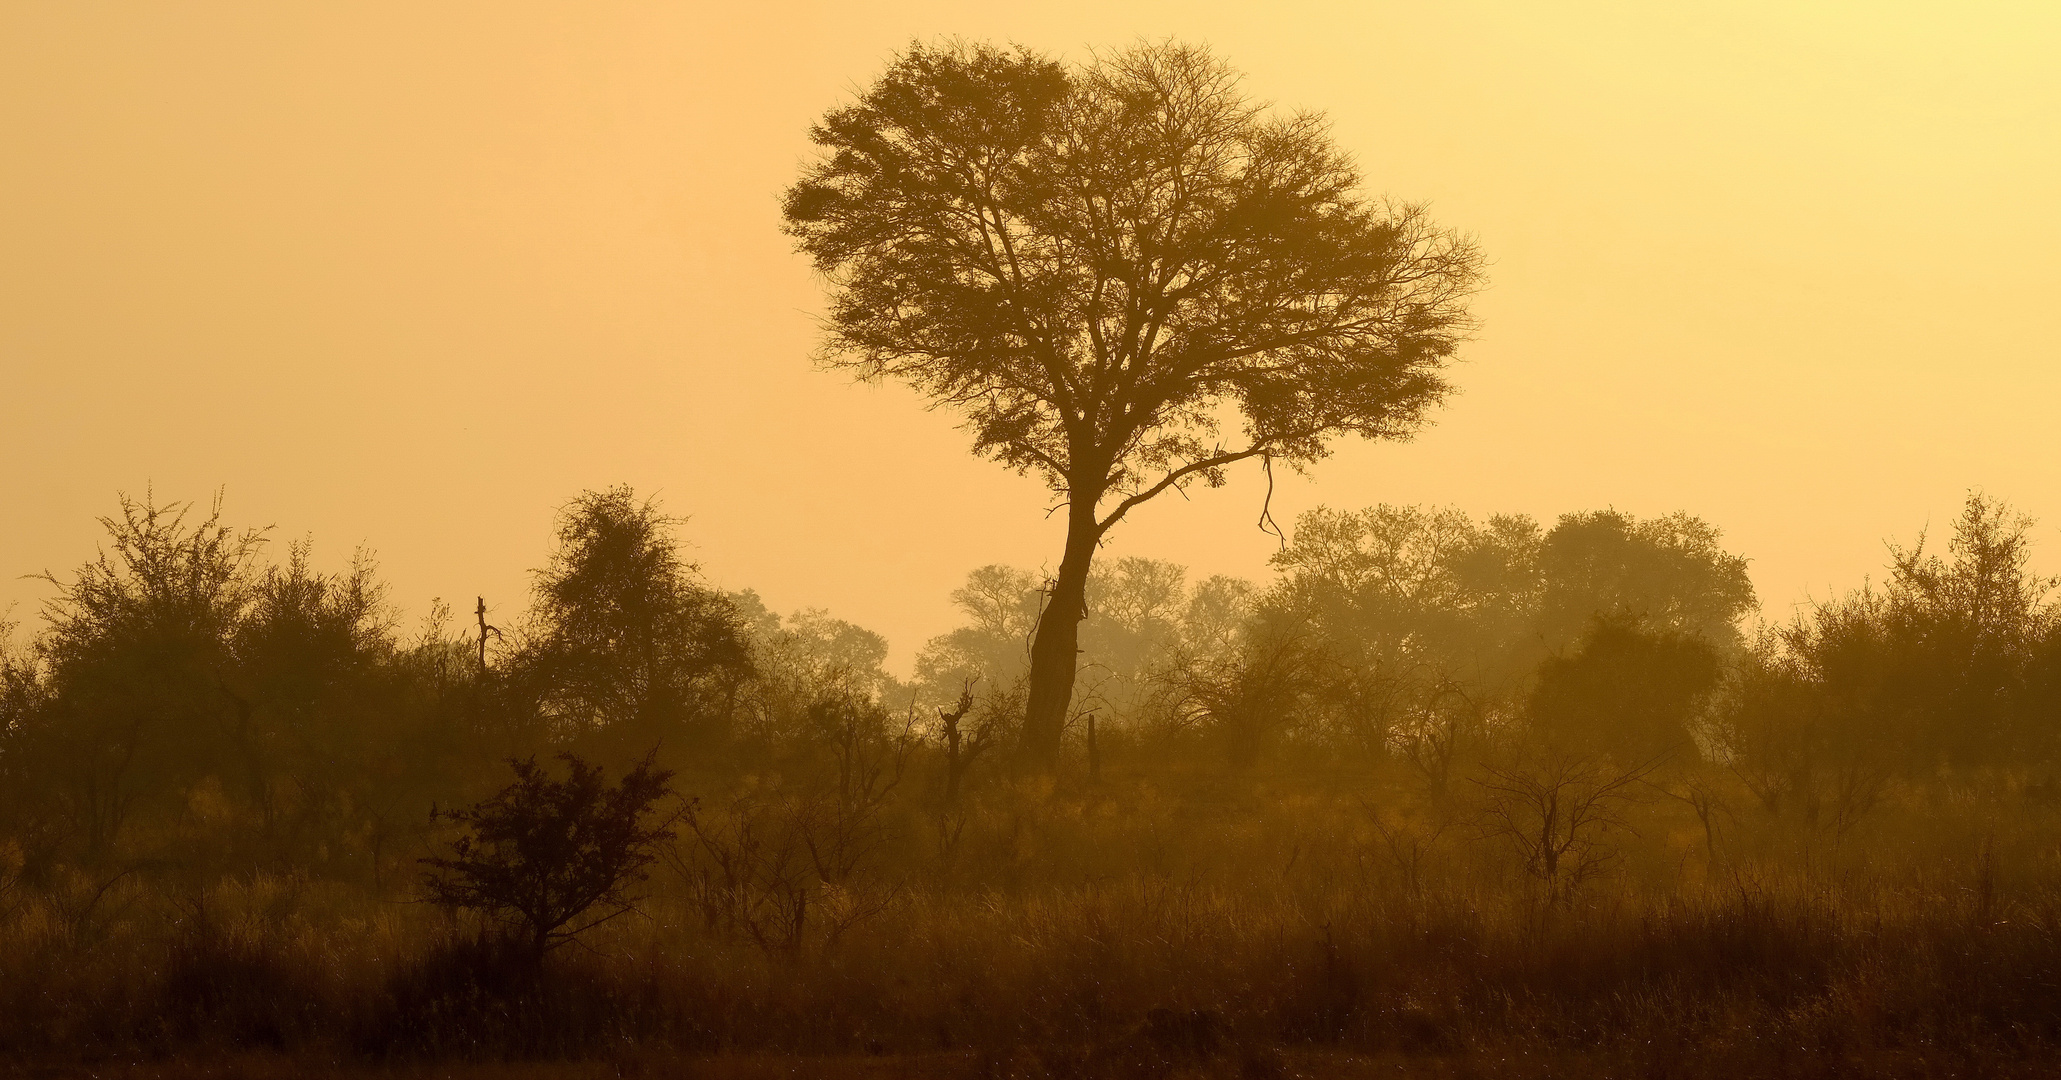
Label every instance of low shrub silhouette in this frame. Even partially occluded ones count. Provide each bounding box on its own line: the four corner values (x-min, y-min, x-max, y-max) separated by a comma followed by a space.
421, 751, 677, 959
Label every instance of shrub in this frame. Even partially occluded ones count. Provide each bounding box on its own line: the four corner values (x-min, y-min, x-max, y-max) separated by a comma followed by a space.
421, 751, 677, 959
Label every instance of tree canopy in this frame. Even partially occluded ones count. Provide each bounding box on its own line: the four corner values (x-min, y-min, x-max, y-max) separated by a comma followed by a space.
514, 487, 752, 764
784, 41, 1483, 761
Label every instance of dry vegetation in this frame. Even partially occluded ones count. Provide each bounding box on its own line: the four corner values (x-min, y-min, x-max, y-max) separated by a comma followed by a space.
4, 488, 2060, 1077
4, 758, 2061, 1078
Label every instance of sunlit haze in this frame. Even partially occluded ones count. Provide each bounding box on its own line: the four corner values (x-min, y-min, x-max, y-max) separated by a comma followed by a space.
4, 1, 2056, 671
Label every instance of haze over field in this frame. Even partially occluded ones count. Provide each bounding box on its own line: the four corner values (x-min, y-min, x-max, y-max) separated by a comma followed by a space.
10, 11, 2061, 1076
3, 1, 2056, 667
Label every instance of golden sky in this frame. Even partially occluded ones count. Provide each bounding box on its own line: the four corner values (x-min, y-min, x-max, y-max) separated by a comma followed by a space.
3, 2, 2057, 669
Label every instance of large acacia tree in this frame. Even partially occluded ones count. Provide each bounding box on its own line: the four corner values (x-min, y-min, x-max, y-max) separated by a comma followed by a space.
783, 41, 1483, 764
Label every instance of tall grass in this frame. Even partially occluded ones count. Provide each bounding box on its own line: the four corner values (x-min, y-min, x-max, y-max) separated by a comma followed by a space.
4, 762, 2060, 1076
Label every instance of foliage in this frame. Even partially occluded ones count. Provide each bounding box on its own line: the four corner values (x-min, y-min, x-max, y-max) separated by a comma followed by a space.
1715, 493, 2061, 831
733, 591, 900, 728
3, 486, 2061, 1071
675, 689, 912, 952
1267, 505, 1544, 686
1528, 616, 1721, 762
25, 493, 268, 861
0, 493, 488, 880
784, 39, 1484, 761
1156, 626, 1326, 765
1217, 505, 1754, 775
1536, 510, 1756, 654
1265, 505, 1752, 690
421, 752, 677, 957
911, 565, 1044, 703
913, 559, 1257, 727
784, 40, 1481, 487
514, 486, 752, 764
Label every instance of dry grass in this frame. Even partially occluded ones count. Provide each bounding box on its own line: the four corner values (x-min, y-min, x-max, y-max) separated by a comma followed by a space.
4, 765, 2061, 1077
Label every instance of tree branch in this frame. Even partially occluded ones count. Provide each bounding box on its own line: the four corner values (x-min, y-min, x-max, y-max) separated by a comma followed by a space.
1095, 443, 1280, 535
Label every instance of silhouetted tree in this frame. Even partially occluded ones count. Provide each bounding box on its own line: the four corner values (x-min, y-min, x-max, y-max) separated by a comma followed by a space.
1260, 505, 1751, 767
26, 493, 266, 862
733, 593, 899, 722
1528, 616, 1721, 763
1536, 510, 1756, 655
0, 620, 63, 883
1715, 493, 2059, 823
1263, 505, 1545, 710
1472, 743, 1655, 904
515, 487, 751, 765
912, 566, 1044, 710
1880, 492, 2056, 766
1159, 626, 1322, 765
219, 541, 396, 860
421, 751, 677, 959
784, 41, 1483, 765
1714, 612, 1900, 832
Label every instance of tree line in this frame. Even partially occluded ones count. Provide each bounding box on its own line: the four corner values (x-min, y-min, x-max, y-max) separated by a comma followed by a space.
4, 483, 2055, 900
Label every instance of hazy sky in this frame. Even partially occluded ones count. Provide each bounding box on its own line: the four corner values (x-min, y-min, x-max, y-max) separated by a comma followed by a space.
3, 2, 2057, 671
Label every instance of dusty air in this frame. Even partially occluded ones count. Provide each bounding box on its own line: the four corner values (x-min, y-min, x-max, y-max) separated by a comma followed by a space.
3, 8, 2058, 1079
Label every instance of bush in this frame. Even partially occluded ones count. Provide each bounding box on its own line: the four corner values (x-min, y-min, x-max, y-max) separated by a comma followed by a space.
421, 751, 677, 959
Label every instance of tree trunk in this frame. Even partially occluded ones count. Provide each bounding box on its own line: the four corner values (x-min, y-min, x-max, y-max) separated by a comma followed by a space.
1021, 500, 1101, 768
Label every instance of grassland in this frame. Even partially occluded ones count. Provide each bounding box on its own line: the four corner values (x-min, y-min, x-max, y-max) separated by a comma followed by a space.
5, 759, 2059, 1078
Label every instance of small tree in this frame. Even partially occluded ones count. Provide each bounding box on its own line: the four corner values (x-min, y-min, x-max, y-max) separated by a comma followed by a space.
1472, 745, 1655, 905
516, 487, 752, 761
30, 491, 267, 862
422, 751, 676, 958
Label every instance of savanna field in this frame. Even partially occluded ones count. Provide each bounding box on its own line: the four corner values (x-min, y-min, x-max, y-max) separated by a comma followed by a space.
5, 486, 2061, 1079
6, 18, 2061, 1080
